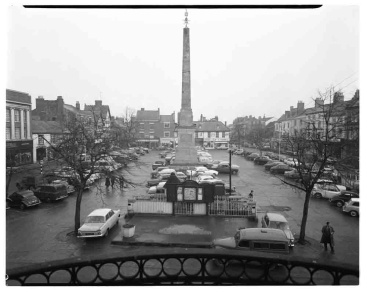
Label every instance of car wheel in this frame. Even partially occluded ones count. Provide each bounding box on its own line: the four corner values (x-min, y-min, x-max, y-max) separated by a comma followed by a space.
314, 193, 322, 199
336, 201, 344, 208
350, 210, 358, 217
20, 203, 26, 210
105, 229, 109, 237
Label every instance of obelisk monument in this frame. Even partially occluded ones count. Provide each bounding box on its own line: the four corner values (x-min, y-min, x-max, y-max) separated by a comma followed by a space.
172, 11, 199, 166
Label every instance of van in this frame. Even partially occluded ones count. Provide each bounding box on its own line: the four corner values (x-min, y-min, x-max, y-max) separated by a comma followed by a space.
33, 184, 68, 202
342, 198, 359, 217
213, 228, 290, 254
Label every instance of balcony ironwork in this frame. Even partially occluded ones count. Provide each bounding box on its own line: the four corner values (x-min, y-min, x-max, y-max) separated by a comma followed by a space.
6, 248, 358, 285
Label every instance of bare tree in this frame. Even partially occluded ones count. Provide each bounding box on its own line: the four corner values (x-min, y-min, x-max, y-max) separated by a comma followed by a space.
112, 107, 138, 148
246, 124, 273, 156
230, 118, 246, 147
275, 88, 358, 244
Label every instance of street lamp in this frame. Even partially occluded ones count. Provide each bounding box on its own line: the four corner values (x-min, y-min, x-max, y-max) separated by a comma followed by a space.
229, 149, 233, 195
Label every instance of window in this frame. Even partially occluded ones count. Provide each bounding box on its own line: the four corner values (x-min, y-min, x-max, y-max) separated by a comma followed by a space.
6, 109, 10, 122
270, 243, 286, 250
164, 131, 170, 137
195, 132, 198, 138
38, 136, 44, 145
254, 242, 269, 249
6, 127, 10, 140
216, 132, 219, 138
207, 132, 211, 137
51, 135, 57, 144
14, 110, 20, 122
15, 127, 21, 139
140, 123, 144, 129
164, 122, 170, 128
150, 124, 155, 130
222, 132, 225, 138
238, 240, 250, 248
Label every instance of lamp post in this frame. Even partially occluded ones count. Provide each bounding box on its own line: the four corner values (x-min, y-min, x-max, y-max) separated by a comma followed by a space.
229, 149, 233, 195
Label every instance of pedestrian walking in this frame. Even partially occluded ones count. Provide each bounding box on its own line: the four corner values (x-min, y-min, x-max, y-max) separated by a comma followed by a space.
320, 221, 335, 253
111, 176, 115, 188
105, 176, 111, 189
16, 182, 23, 191
248, 190, 254, 201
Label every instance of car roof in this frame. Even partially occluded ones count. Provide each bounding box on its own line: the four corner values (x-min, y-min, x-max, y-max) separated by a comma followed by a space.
266, 213, 287, 222
11, 190, 35, 197
239, 228, 288, 242
88, 208, 112, 216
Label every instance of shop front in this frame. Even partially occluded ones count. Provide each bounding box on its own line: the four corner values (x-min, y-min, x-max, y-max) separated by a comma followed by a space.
6, 140, 33, 166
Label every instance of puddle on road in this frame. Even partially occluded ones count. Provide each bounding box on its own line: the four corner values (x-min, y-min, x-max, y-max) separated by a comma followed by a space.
159, 225, 211, 235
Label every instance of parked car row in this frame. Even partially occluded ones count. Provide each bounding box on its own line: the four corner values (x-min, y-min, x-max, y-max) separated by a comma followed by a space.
242, 149, 359, 218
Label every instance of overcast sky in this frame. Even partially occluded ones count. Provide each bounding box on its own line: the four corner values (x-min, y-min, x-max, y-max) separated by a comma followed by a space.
6, 4, 359, 124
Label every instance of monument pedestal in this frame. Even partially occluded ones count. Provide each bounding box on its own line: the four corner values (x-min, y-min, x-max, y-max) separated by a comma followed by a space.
171, 126, 201, 171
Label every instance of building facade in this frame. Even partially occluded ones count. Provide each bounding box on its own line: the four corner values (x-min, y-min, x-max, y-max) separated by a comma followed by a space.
135, 108, 176, 148
6, 89, 33, 166
31, 119, 65, 163
193, 116, 230, 149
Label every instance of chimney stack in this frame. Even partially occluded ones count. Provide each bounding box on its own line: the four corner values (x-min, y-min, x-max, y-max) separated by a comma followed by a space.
95, 100, 102, 107
315, 98, 324, 108
76, 101, 80, 110
297, 101, 305, 114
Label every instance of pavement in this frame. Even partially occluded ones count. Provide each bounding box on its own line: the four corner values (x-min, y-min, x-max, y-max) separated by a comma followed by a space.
112, 213, 358, 269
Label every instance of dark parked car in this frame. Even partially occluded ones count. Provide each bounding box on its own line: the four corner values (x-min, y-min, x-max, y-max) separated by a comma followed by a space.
7, 190, 41, 210
213, 162, 240, 174
264, 161, 282, 171
246, 153, 260, 161
152, 160, 165, 170
270, 164, 293, 174
329, 191, 359, 208
254, 156, 271, 165
33, 184, 68, 202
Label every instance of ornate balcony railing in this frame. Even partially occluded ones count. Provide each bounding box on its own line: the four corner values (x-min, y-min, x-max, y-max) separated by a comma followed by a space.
6, 249, 358, 285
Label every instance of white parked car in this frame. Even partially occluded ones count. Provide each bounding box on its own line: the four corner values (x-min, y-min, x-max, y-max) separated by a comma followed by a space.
196, 175, 215, 183
311, 183, 346, 199
186, 166, 218, 177
77, 208, 121, 238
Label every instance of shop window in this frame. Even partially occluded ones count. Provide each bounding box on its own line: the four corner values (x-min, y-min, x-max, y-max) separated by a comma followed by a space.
15, 127, 21, 139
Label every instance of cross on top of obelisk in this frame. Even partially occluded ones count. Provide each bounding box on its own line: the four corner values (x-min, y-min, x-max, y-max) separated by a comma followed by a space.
184, 10, 189, 27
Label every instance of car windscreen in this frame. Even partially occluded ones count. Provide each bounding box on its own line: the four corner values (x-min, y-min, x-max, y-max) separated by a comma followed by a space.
85, 216, 105, 223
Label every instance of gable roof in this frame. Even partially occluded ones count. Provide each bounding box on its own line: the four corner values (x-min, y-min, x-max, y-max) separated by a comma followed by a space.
84, 105, 111, 119
194, 121, 230, 132
31, 120, 64, 134
160, 114, 174, 122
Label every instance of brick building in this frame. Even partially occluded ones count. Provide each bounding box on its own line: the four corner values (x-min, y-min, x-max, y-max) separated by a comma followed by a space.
134, 108, 176, 148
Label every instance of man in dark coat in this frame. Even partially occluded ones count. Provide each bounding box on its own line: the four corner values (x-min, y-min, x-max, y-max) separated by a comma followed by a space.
320, 221, 335, 252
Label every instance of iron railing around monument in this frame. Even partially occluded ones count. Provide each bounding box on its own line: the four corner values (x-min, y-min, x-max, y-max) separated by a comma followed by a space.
6, 248, 358, 285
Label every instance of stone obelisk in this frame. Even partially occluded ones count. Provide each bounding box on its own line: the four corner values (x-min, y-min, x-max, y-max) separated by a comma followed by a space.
172, 11, 199, 167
